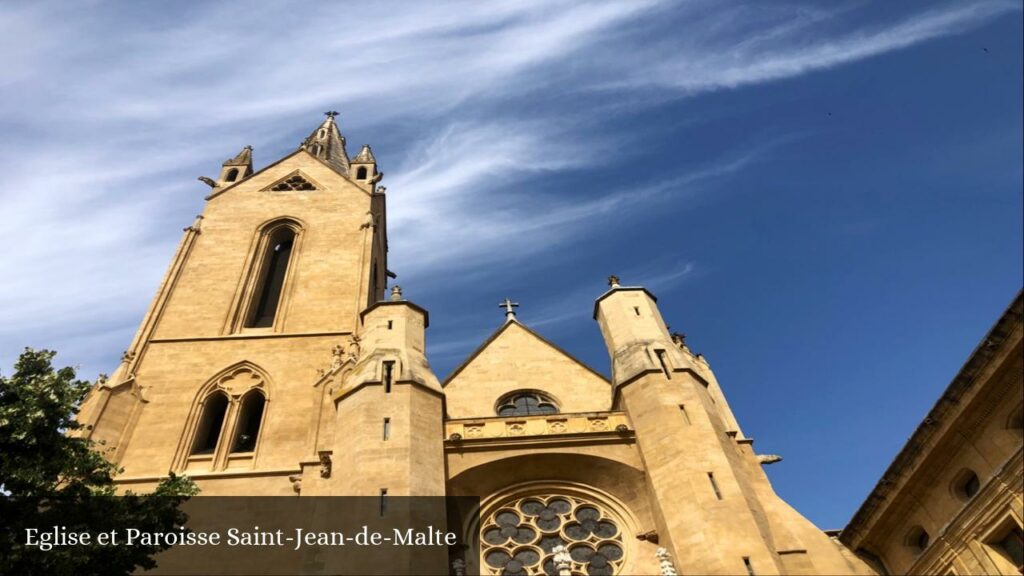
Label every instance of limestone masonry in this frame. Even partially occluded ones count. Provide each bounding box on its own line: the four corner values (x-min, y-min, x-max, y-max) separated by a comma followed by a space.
78, 114, 1023, 575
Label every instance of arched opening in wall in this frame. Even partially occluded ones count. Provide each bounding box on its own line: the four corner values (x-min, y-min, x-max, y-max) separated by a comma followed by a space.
951, 469, 981, 501
855, 548, 890, 576
356, 166, 368, 180
310, 144, 321, 156
225, 168, 239, 182
231, 390, 266, 453
905, 526, 930, 555
496, 391, 559, 417
191, 392, 229, 455
246, 227, 295, 328
1008, 403, 1023, 438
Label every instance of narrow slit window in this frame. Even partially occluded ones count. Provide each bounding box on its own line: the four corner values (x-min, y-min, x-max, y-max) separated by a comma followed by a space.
231, 391, 266, 453
633, 306, 640, 316
192, 393, 229, 455
743, 557, 755, 576
680, 404, 691, 425
387, 320, 393, 330
655, 349, 672, 379
708, 472, 722, 500
247, 228, 295, 328
379, 489, 388, 516
383, 417, 391, 441
383, 361, 394, 393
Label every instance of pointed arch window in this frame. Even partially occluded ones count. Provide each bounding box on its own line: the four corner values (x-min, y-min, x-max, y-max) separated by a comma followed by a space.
179, 363, 271, 471
191, 392, 229, 455
225, 168, 239, 182
247, 227, 294, 328
356, 166, 368, 180
231, 391, 266, 453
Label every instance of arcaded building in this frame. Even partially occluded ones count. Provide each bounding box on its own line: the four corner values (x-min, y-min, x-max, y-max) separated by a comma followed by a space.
77, 114, 1020, 575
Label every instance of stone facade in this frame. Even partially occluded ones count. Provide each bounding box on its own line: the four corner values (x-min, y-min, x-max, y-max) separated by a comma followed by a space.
77, 115, 1021, 575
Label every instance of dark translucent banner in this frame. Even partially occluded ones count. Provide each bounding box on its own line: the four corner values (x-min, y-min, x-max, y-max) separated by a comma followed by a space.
7, 496, 481, 575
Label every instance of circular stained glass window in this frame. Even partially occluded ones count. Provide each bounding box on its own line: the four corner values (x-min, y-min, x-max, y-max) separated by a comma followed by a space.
480, 494, 627, 576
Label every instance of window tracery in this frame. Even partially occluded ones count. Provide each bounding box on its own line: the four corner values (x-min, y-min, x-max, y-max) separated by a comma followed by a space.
481, 494, 625, 576
497, 392, 558, 417
270, 174, 316, 191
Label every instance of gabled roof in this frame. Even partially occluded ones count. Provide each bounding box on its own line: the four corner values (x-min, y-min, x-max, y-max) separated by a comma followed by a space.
205, 148, 370, 201
442, 319, 610, 387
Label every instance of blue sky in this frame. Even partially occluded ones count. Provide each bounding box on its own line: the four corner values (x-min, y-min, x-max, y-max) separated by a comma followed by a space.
1, 0, 1021, 528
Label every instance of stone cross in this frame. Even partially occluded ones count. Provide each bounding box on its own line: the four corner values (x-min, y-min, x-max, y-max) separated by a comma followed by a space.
324, 111, 339, 118
499, 298, 519, 321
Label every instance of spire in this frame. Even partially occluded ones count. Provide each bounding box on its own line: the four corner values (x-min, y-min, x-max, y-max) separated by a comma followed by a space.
301, 111, 350, 174
353, 144, 376, 164
223, 145, 252, 167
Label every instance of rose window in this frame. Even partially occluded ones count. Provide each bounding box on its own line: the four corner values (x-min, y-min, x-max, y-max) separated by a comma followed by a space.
481, 495, 626, 576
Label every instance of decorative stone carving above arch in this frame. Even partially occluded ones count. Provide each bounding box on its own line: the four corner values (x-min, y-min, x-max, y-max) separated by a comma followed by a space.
173, 361, 273, 472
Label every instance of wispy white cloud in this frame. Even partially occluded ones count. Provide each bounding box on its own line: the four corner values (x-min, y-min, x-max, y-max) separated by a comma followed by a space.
0, 0, 1016, 377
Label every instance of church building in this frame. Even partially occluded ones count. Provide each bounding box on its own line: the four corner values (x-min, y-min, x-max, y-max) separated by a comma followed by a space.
76, 114, 1018, 575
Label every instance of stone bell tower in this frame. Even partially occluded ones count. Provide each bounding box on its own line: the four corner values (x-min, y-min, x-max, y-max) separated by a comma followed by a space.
77, 113, 395, 496
594, 276, 872, 576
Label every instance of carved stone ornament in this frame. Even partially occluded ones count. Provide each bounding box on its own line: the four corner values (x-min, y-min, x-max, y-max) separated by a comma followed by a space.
347, 335, 361, 361
318, 451, 332, 478
589, 418, 608, 431
289, 475, 302, 494
656, 547, 678, 576
637, 530, 659, 544
757, 454, 783, 465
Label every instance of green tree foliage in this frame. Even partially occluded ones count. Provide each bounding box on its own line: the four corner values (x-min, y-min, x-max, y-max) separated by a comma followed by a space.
0, 348, 198, 575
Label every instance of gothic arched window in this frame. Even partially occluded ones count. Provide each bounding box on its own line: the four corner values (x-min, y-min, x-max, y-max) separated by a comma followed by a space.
356, 166, 368, 180
231, 391, 266, 453
247, 227, 295, 328
225, 168, 239, 182
497, 391, 558, 417
191, 392, 229, 455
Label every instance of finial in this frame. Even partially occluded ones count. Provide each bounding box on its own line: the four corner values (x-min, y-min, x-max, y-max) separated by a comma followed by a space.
390, 285, 403, 301
499, 298, 519, 321
656, 547, 678, 576
608, 275, 620, 288
324, 110, 339, 119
